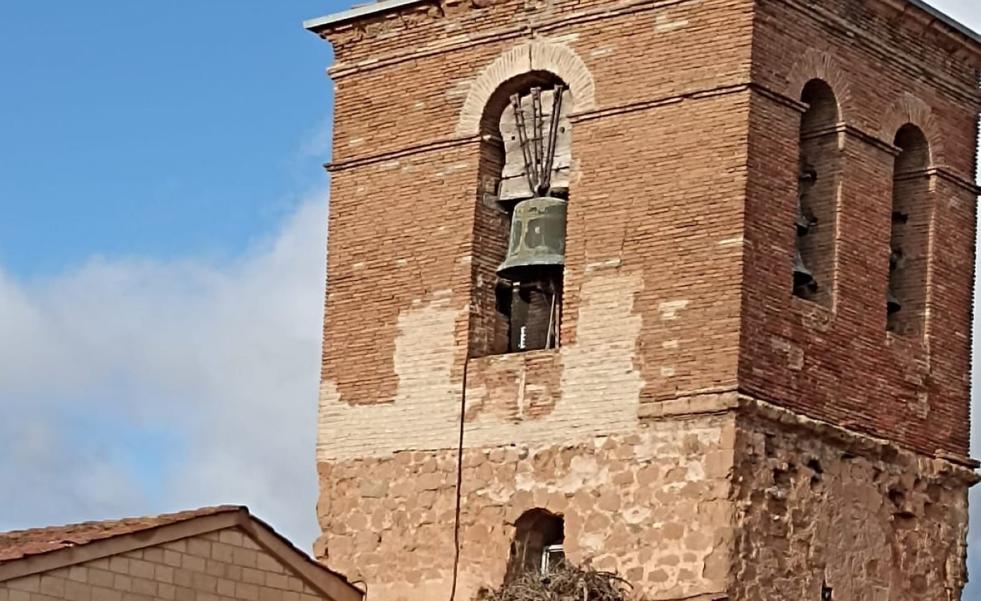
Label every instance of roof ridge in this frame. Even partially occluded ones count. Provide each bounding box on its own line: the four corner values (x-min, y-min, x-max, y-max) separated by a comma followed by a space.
0, 506, 245, 564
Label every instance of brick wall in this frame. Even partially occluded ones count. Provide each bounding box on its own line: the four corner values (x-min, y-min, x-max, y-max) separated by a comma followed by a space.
315, 0, 754, 472
320, 0, 755, 429
317, 0, 977, 459
742, 0, 978, 458
0, 529, 328, 601
308, 0, 979, 597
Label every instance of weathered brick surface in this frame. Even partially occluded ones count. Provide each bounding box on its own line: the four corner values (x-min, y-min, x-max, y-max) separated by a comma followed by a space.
742, 0, 978, 457
326, 0, 753, 162
309, 0, 979, 598
0, 528, 328, 601
319, 92, 751, 457
320, 0, 754, 421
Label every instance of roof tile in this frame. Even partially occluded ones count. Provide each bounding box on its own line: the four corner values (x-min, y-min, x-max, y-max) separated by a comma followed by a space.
0, 506, 243, 564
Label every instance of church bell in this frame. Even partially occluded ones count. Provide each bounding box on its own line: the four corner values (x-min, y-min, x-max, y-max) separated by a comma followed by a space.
793, 248, 817, 292
887, 250, 902, 315
887, 289, 902, 315
497, 196, 568, 281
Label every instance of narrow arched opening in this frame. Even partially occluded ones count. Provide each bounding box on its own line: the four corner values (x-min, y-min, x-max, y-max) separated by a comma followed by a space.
469, 72, 572, 357
793, 79, 841, 306
886, 124, 931, 335
505, 509, 565, 582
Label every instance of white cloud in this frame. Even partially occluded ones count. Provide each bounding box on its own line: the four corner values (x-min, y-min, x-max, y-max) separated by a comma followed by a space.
0, 193, 329, 548
929, 0, 981, 29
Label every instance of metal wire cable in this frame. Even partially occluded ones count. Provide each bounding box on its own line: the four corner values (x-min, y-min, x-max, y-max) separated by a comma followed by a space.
447, 356, 470, 601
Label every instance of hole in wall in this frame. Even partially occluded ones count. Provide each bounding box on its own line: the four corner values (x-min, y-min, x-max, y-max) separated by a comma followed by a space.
506, 509, 565, 582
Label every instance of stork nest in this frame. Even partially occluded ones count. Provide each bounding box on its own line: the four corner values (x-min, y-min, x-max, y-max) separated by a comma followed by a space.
474, 563, 634, 601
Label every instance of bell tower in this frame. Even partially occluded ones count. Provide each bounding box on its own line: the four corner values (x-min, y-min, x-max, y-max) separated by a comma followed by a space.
306, 1, 981, 600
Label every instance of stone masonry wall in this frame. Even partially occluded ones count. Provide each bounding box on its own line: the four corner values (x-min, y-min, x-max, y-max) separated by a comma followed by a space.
731, 407, 973, 600
0, 528, 328, 601
315, 414, 737, 601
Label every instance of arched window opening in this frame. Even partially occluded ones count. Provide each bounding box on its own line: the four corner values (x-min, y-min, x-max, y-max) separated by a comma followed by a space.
887, 124, 931, 335
505, 509, 565, 581
470, 72, 572, 357
793, 79, 840, 307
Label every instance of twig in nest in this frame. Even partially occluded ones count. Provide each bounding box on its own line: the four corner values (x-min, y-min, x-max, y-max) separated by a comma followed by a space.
474, 562, 637, 601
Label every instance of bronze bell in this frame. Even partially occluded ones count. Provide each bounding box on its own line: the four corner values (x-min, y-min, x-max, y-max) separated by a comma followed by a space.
887, 289, 902, 315
497, 196, 567, 281
793, 248, 817, 292
887, 250, 902, 315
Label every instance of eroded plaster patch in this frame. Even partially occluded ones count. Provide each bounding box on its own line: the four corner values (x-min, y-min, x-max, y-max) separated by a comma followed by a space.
464, 271, 645, 446
317, 293, 464, 460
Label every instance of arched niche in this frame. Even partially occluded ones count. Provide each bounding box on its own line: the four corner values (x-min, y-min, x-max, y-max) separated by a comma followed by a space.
887, 124, 932, 336
793, 79, 842, 307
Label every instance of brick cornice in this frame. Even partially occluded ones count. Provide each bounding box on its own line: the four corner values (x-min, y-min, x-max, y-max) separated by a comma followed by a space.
326, 134, 481, 172
751, 85, 981, 190
309, 0, 980, 57
798, 123, 900, 159
799, 123, 845, 142
928, 166, 981, 195
782, 0, 980, 105
840, 123, 901, 157
755, 84, 897, 151
329, 81, 981, 195
328, 81, 758, 172
325, 0, 707, 79
571, 82, 753, 123
314, 0, 979, 102
752, 83, 808, 113
640, 392, 981, 480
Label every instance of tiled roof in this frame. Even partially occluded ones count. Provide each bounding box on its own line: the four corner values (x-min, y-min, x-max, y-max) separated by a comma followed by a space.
0, 506, 243, 564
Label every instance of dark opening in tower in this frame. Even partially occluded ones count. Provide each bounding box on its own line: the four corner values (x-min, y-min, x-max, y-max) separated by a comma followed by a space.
506, 509, 565, 581
470, 72, 572, 357
887, 124, 931, 336
793, 79, 840, 306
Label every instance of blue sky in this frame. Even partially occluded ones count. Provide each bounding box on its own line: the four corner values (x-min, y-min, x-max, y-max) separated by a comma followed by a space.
0, 0, 346, 546
1, 0, 980, 593
0, 1, 336, 277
